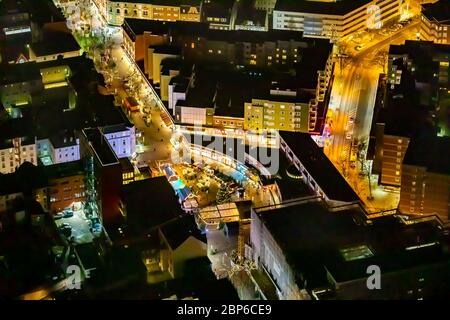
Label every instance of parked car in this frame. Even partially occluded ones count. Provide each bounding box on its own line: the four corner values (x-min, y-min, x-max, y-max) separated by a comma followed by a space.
59, 224, 72, 237
54, 212, 64, 220
91, 223, 102, 233
62, 209, 74, 218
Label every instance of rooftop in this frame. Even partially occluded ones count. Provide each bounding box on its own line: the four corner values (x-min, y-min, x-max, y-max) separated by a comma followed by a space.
403, 136, 450, 175
43, 160, 85, 180
381, 41, 450, 137
159, 215, 206, 250
256, 199, 448, 288
280, 132, 360, 203
30, 31, 80, 57
422, 0, 450, 24
121, 177, 184, 236
257, 149, 315, 201
82, 128, 119, 166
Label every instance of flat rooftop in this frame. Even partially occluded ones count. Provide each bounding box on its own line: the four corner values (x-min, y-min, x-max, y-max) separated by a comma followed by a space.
121, 177, 184, 235
83, 128, 119, 166
280, 132, 360, 203
422, 0, 450, 24
256, 199, 448, 288
403, 136, 450, 175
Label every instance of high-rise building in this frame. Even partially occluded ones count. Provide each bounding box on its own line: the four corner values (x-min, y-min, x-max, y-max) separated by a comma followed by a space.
106, 0, 202, 26
371, 40, 450, 221
272, 0, 403, 40
420, 0, 450, 44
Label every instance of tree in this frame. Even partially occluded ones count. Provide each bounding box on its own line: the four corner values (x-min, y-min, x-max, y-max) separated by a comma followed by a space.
373, 50, 388, 73
216, 183, 231, 204
354, 137, 374, 200
335, 41, 354, 74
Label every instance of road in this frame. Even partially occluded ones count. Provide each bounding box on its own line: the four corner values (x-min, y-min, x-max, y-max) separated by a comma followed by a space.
58, 0, 175, 169
325, 16, 421, 212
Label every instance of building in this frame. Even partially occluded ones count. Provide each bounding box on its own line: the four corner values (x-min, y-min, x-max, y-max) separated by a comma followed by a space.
121, 19, 334, 134
201, 0, 236, 30
80, 128, 123, 225
254, 0, 277, 13
144, 215, 207, 283
0, 0, 67, 64
44, 160, 86, 213
420, 0, 450, 44
122, 18, 333, 72
44, 132, 81, 165
1, 54, 136, 170
0, 160, 85, 214
0, 117, 37, 174
106, 0, 202, 26
372, 41, 450, 187
147, 45, 181, 84
234, 0, 269, 32
167, 49, 332, 133
280, 132, 360, 204
273, 0, 404, 40
102, 124, 136, 159
399, 137, 450, 222
250, 197, 450, 300
244, 97, 309, 133
370, 41, 450, 220
29, 32, 81, 63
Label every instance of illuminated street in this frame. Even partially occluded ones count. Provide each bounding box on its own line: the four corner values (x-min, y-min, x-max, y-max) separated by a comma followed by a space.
2, 0, 450, 303
325, 12, 422, 212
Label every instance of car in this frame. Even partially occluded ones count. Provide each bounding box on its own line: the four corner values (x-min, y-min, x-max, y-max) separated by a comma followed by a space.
62, 210, 74, 218
91, 223, 102, 233
400, 19, 411, 26
60, 222, 71, 228
355, 44, 365, 51
54, 212, 64, 220
59, 224, 72, 237
349, 117, 355, 124
346, 132, 353, 140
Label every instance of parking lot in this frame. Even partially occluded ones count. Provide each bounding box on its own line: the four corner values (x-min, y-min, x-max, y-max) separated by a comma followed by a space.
54, 202, 101, 244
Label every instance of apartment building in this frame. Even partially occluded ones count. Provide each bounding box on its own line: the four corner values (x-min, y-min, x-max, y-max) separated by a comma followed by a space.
420, 0, 450, 44
102, 124, 137, 159
373, 41, 450, 188
45, 160, 86, 213
399, 137, 450, 222
244, 98, 309, 133
0, 137, 37, 174
106, 0, 202, 26
273, 0, 403, 40
201, 0, 235, 30
254, 0, 277, 13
